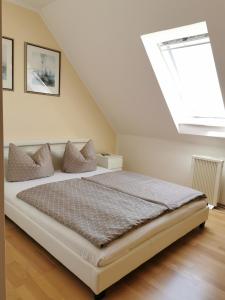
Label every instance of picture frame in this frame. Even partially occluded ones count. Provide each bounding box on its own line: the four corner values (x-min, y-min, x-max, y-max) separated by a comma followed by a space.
25, 42, 61, 96
2, 37, 14, 91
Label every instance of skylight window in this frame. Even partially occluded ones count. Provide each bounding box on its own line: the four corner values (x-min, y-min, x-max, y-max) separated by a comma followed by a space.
141, 22, 225, 138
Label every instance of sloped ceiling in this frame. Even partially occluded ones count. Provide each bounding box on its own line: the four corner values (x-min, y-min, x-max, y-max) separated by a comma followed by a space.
19, 1, 225, 140
7, 0, 55, 11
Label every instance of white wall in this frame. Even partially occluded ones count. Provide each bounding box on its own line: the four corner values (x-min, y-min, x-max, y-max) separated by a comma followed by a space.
117, 134, 225, 205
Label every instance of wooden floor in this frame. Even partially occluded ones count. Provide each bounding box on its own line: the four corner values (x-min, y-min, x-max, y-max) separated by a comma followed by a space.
5, 209, 225, 300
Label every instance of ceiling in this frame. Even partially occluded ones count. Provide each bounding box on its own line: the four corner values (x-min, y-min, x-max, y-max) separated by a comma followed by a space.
6, 0, 55, 11
9, 0, 225, 142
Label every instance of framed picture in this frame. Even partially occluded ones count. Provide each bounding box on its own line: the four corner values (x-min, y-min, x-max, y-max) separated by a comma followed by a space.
2, 37, 14, 91
25, 43, 61, 96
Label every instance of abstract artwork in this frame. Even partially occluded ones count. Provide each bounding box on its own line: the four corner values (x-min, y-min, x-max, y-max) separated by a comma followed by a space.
2, 37, 14, 91
25, 43, 61, 96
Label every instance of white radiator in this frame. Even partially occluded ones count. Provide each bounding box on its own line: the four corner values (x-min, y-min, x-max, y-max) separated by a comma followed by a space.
191, 155, 224, 207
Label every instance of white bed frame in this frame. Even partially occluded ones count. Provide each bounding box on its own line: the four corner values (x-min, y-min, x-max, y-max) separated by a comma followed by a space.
4, 140, 209, 299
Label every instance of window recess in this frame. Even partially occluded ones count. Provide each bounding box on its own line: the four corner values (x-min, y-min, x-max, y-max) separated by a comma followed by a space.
141, 22, 225, 138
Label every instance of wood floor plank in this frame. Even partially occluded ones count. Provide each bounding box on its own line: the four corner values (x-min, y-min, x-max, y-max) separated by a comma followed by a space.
5, 210, 225, 300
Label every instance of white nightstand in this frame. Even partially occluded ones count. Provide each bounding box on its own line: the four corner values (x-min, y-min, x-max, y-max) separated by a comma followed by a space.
97, 154, 123, 170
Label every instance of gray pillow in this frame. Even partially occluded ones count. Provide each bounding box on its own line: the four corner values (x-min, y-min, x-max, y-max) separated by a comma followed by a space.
7, 143, 54, 182
62, 140, 97, 173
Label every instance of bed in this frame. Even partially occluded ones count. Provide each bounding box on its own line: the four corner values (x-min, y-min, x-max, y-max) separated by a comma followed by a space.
4, 140, 209, 299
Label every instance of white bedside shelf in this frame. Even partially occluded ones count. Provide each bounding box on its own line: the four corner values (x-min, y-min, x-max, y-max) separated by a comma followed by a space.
97, 154, 123, 170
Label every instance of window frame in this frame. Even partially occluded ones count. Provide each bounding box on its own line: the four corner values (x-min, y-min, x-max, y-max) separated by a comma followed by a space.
141, 21, 225, 138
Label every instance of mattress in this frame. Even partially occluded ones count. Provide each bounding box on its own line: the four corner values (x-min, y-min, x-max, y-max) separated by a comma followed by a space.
4, 169, 207, 268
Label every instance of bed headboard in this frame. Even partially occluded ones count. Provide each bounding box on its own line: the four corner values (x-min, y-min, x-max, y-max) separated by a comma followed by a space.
4, 139, 89, 170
